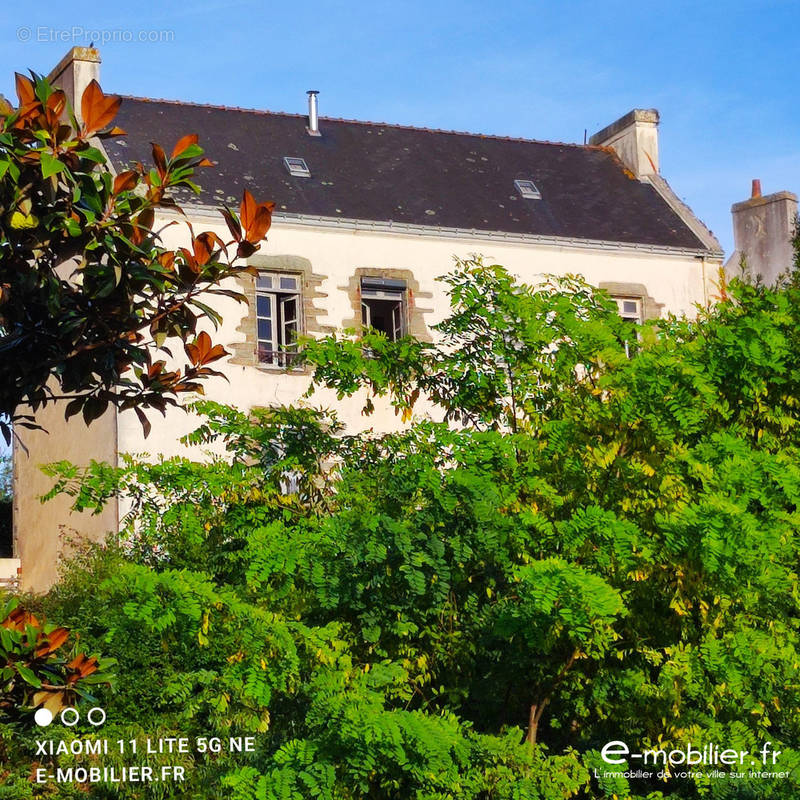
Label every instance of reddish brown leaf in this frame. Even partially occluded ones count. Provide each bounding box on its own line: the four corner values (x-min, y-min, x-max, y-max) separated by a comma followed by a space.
158, 252, 176, 271
65, 653, 99, 680
193, 235, 212, 267
147, 361, 166, 379
221, 208, 242, 243
134, 407, 152, 439
205, 344, 228, 363
34, 627, 70, 658
244, 203, 274, 243
151, 142, 168, 178
151, 143, 168, 172
2, 606, 40, 631
185, 331, 212, 365
80, 80, 122, 134
14, 73, 35, 107
236, 241, 257, 259
131, 207, 155, 245
113, 170, 138, 195
178, 246, 198, 272
192, 231, 223, 267
45, 90, 67, 119
240, 190, 256, 230
171, 133, 198, 158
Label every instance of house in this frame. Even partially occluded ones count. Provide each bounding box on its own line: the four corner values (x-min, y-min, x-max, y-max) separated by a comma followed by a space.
10, 47, 725, 590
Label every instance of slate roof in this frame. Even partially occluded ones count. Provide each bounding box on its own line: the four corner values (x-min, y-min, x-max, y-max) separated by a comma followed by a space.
103, 96, 709, 251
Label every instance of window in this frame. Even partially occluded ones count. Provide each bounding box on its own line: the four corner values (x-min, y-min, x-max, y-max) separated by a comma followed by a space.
283, 157, 311, 177
360, 277, 406, 341
611, 296, 642, 357
256, 272, 301, 366
612, 297, 643, 325
514, 179, 542, 200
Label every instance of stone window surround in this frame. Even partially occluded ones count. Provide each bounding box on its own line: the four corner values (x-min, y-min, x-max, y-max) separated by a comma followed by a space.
598, 281, 663, 322
229, 254, 332, 370
231, 260, 435, 371
341, 267, 433, 342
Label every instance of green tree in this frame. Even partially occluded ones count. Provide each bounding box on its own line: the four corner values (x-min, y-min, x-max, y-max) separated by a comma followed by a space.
0, 453, 10, 558
0, 72, 274, 444
20, 257, 800, 798
0, 454, 9, 502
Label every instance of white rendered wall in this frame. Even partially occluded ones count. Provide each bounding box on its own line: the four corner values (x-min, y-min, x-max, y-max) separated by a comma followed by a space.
115, 213, 717, 460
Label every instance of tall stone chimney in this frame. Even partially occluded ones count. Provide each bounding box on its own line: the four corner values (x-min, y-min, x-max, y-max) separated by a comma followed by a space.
47, 47, 100, 121
725, 180, 798, 284
588, 109, 659, 178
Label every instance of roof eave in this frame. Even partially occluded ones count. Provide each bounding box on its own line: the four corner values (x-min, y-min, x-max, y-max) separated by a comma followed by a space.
159, 201, 723, 259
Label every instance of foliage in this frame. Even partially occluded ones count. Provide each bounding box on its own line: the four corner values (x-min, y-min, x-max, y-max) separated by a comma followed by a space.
0, 453, 10, 558
0, 454, 10, 502
0, 595, 114, 718
11, 256, 800, 798
0, 71, 275, 443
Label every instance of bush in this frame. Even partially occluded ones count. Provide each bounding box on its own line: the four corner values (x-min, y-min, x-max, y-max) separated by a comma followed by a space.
12, 258, 800, 798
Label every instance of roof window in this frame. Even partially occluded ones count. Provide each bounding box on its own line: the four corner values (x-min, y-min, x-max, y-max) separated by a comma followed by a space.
284, 157, 311, 177
514, 179, 541, 200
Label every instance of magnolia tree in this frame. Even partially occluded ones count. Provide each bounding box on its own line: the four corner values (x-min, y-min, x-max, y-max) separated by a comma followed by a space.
19, 257, 800, 800
0, 72, 274, 443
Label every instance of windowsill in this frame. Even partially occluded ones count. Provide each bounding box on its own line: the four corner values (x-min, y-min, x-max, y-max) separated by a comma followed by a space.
254, 361, 309, 375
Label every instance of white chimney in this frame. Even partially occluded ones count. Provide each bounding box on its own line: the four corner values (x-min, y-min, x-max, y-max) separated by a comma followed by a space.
725, 180, 798, 284
588, 109, 660, 178
306, 90, 320, 136
47, 47, 101, 122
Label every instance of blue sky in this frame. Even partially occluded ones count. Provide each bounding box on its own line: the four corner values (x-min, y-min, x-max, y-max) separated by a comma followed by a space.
2, 0, 798, 256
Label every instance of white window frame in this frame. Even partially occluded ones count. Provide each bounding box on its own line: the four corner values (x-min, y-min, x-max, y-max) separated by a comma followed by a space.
256, 272, 302, 367
283, 157, 311, 178
611, 296, 643, 358
612, 296, 643, 324
514, 179, 542, 200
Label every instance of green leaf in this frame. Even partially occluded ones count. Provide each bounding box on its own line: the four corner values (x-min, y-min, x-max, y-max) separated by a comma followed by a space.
40, 152, 66, 178
80, 146, 107, 164
64, 217, 81, 237
15, 664, 42, 688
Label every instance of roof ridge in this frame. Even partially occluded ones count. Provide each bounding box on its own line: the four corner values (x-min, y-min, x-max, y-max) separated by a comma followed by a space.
118, 94, 588, 149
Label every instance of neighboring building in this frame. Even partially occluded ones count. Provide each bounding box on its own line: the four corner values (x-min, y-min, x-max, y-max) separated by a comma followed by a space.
11, 48, 724, 591
724, 179, 798, 285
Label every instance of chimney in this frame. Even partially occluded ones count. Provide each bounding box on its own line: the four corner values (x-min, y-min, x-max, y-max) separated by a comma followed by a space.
588, 109, 660, 178
47, 47, 100, 122
726, 181, 798, 284
306, 90, 321, 136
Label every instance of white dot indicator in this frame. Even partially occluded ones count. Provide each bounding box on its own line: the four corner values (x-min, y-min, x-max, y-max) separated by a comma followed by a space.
34, 708, 53, 727
60, 708, 79, 727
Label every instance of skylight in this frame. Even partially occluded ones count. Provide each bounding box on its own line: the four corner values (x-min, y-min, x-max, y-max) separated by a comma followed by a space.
284, 157, 311, 178
514, 179, 541, 200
